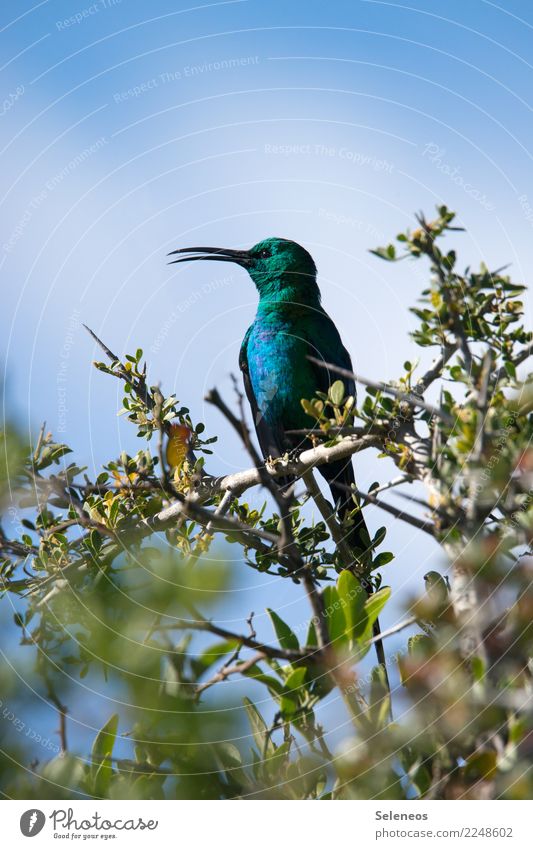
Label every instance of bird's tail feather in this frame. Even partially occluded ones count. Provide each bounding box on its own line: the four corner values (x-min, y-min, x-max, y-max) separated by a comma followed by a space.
322, 461, 392, 713
324, 461, 372, 561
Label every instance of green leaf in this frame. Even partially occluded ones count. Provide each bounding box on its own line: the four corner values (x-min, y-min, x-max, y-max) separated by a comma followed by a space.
91, 713, 118, 769
372, 526, 387, 547
364, 586, 391, 628
243, 698, 275, 757
91, 713, 118, 795
280, 667, 307, 719
37, 443, 72, 470
322, 585, 347, 648
328, 380, 345, 406
215, 743, 250, 787
358, 587, 392, 650
374, 551, 394, 568
504, 360, 517, 379
306, 619, 318, 647
407, 634, 432, 656
369, 664, 391, 730
243, 666, 284, 696
267, 608, 299, 651
337, 571, 367, 647
471, 655, 485, 683
189, 641, 240, 679
265, 740, 291, 779
369, 245, 397, 261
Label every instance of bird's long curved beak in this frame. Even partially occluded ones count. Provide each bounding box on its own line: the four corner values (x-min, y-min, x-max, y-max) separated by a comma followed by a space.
167, 246, 252, 267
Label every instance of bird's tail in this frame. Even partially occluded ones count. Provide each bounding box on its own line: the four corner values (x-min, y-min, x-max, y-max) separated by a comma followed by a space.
324, 459, 372, 562
321, 460, 391, 711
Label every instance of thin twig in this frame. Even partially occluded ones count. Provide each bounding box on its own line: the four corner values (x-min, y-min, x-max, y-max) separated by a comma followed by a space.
368, 616, 417, 645
353, 486, 436, 536
155, 618, 312, 661
195, 652, 266, 696
416, 343, 458, 393
370, 475, 414, 495
46, 684, 68, 753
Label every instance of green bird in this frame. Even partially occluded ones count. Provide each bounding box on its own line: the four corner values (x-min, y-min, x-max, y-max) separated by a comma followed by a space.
170, 239, 369, 546
170, 238, 387, 675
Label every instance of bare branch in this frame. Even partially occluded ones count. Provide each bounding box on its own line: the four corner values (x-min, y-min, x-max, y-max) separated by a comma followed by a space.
84, 324, 153, 411
196, 433, 382, 500
368, 616, 417, 645
154, 618, 313, 662
352, 485, 436, 536
416, 343, 458, 393
195, 652, 266, 696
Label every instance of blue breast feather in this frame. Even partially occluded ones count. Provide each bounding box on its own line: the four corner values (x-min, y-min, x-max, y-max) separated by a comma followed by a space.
245, 309, 354, 435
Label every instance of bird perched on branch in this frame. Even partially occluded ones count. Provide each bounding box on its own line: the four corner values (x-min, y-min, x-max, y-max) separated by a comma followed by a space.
169, 238, 371, 555
170, 237, 389, 682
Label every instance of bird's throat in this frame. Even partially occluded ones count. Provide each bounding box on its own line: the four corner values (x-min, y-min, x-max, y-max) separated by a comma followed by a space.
255, 278, 322, 312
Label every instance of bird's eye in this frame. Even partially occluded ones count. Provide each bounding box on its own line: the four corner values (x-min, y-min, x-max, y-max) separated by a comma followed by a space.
259, 248, 271, 259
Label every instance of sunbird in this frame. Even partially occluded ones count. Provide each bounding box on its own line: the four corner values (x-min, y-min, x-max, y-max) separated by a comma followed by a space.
170, 238, 389, 687
169, 237, 371, 562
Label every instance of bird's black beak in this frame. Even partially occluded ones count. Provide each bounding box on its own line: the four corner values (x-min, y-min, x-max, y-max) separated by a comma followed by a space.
167, 246, 252, 267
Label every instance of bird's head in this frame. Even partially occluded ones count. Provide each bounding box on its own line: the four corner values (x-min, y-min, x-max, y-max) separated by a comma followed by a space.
169, 237, 319, 303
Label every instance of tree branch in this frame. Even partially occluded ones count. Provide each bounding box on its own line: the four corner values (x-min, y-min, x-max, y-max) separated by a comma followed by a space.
195, 651, 266, 696
154, 618, 313, 661
353, 485, 436, 536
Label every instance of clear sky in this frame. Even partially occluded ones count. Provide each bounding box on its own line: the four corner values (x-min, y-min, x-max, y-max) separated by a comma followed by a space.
2, 0, 533, 757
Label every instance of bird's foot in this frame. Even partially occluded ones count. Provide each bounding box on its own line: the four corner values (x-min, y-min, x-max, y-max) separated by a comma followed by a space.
265, 452, 291, 475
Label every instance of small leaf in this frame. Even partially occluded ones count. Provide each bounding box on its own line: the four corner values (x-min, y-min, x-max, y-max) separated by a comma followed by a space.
372, 526, 387, 547
280, 667, 307, 719
322, 585, 347, 648
374, 551, 394, 568
360, 587, 391, 643
369, 245, 397, 261
504, 360, 517, 379
193, 640, 239, 674
91, 713, 118, 770
328, 380, 345, 406
243, 698, 275, 756
267, 608, 299, 651
306, 619, 318, 647
337, 571, 367, 647
243, 666, 284, 695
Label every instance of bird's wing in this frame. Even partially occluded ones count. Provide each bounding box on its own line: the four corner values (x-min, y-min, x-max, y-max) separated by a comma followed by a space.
305, 312, 356, 402
239, 326, 285, 460
303, 314, 369, 546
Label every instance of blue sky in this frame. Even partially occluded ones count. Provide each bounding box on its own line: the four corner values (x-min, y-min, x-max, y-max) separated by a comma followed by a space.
2, 0, 533, 761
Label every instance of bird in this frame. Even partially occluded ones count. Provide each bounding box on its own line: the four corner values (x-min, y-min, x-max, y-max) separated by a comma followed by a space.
169, 239, 370, 549
169, 237, 387, 679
